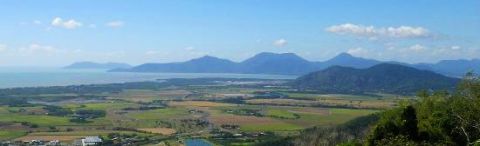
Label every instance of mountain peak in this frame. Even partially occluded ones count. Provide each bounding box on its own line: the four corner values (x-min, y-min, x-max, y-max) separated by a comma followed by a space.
188, 55, 234, 64
197, 55, 217, 60
321, 52, 380, 69
332, 52, 354, 59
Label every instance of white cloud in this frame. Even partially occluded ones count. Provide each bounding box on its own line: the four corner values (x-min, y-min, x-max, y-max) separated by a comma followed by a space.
106, 21, 124, 28
18, 43, 57, 56
451, 46, 461, 50
346, 44, 480, 63
145, 50, 161, 56
0, 44, 7, 53
51, 17, 82, 29
184, 46, 195, 51
326, 23, 430, 39
273, 39, 288, 47
347, 47, 369, 56
408, 44, 426, 52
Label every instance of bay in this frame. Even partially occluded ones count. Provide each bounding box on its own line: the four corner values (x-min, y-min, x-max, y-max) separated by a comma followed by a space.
0, 67, 296, 88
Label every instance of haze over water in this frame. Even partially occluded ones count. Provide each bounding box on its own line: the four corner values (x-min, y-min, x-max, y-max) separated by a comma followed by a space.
0, 67, 295, 89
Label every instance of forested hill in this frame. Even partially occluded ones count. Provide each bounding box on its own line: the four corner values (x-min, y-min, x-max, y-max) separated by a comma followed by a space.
292, 63, 460, 94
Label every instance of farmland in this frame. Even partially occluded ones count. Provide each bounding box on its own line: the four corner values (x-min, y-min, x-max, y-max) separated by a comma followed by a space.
0, 78, 405, 145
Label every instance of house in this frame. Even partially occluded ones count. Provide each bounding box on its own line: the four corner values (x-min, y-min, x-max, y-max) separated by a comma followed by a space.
48, 140, 60, 146
81, 136, 102, 146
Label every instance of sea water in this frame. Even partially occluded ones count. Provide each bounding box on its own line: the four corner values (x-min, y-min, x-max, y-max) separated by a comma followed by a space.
0, 67, 296, 88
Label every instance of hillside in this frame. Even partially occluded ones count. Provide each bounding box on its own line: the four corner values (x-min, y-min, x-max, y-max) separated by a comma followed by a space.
292, 63, 460, 94
64, 62, 131, 69
238, 52, 319, 75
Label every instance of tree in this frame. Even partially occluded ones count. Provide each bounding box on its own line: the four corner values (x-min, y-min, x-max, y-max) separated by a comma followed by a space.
367, 72, 480, 146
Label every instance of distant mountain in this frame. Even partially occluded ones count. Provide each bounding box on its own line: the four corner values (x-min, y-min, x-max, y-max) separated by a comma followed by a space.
418, 59, 480, 77
292, 63, 460, 94
112, 52, 381, 75
239, 52, 318, 75
320, 53, 381, 69
112, 56, 238, 73
64, 62, 131, 69
111, 52, 479, 77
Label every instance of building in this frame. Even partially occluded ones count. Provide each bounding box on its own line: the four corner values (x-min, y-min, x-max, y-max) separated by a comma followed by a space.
81, 136, 102, 146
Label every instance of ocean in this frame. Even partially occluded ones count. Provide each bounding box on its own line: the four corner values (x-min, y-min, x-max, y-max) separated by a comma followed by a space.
0, 67, 296, 89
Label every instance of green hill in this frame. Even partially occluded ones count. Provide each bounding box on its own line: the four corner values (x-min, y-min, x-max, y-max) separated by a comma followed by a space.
292, 63, 460, 94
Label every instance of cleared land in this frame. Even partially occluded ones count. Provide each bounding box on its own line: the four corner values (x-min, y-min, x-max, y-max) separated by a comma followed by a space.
138, 128, 176, 135
0, 79, 400, 144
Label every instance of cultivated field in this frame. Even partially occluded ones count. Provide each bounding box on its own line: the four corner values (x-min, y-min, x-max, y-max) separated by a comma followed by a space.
0, 79, 404, 145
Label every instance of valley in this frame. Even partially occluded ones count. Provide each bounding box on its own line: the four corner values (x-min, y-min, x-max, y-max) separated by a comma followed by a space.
0, 78, 398, 145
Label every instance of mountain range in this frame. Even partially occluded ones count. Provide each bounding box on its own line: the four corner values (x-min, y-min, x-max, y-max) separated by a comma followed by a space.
109, 52, 478, 77
292, 63, 460, 94
64, 62, 131, 69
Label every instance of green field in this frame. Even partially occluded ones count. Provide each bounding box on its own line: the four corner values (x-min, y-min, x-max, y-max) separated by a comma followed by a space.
0, 130, 27, 141
240, 122, 303, 131
0, 80, 398, 144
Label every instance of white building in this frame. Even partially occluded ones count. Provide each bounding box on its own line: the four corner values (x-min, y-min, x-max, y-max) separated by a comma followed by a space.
81, 136, 102, 146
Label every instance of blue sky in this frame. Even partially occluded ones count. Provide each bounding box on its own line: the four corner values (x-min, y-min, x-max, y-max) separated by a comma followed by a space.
0, 0, 478, 66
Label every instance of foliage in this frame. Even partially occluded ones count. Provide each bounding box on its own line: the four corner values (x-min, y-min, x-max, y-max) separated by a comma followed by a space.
367, 72, 480, 146
74, 109, 106, 119
0, 97, 31, 107
43, 105, 73, 116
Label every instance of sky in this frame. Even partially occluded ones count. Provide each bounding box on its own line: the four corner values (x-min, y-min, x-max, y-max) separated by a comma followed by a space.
0, 0, 478, 66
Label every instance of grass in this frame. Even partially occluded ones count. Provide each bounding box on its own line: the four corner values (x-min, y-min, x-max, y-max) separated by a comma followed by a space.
266, 109, 298, 119
168, 101, 234, 107
289, 108, 378, 126
116, 89, 191, 102
126, 107, 189, 127
65, 101, 137, 110
0, 130, 27, 141
0, 114, 72, 126
0, 106, 112, 127
130, 108, 188, 120
240, 122, 303, 131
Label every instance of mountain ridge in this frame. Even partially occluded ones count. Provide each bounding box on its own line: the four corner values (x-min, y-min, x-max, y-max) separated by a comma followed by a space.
110, 52, 479, 77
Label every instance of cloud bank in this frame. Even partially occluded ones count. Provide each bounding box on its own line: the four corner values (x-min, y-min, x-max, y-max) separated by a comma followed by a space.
51, 17, 83, 29
326, 23, 430, 39
273, 39, 288, 47
347, 44, 479, 63
106, 21, 124, 28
